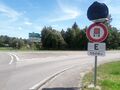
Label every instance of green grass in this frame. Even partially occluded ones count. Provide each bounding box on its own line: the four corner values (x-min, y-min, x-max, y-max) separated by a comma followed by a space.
0, 47, 40, 51
83, 61, 120, 90
0, 47, 13, 50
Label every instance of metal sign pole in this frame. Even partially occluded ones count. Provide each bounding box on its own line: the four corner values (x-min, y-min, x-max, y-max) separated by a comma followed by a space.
94, 56, 97, 87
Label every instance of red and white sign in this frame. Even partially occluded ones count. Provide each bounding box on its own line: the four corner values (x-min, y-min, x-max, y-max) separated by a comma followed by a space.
86, 23, 108, 42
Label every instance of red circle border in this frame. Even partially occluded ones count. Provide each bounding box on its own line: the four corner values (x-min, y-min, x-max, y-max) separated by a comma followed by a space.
86, 23, 108, 42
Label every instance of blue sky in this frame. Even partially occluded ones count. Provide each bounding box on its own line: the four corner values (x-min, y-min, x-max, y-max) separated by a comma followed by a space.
0, 0, 120, 38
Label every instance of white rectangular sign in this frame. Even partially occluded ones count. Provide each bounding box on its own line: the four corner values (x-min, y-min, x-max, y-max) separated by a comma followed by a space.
88, 43, 106, 56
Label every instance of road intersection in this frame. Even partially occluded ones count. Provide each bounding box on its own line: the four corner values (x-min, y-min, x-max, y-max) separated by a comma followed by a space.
0, 51, 120, 90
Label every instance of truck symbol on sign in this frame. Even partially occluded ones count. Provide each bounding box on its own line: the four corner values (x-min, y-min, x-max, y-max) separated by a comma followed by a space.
93, 28, 100, 37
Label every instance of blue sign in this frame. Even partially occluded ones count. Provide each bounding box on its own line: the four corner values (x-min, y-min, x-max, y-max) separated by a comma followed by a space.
29, 32, 40, 38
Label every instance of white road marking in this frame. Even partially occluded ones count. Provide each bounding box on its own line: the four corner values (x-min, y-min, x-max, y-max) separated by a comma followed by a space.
8, 53, 20, 64
8, 54, 14, 65
10, 53, 20, 61
29, 65, 77, 90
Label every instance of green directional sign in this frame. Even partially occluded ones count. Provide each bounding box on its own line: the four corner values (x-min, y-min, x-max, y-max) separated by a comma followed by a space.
29, 32, 41, 42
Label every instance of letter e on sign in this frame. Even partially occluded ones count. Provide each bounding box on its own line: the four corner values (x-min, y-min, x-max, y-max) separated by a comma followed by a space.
94, 44, 99, 50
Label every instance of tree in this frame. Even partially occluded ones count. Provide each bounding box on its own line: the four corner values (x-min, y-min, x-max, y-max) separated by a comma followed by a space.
65, 28, 76, 49
41, 27, 66, 49
80, 27, 88, 50
41, 26, 52, 48
17, 38, 25, 49
61, 29, 66, 40
0, 35, 39, 50
65, 22, 88, 50
72, 22, 78, 30
106, 27, 120, 49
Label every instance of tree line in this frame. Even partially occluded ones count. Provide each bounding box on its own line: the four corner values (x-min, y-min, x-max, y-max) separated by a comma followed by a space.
41, 22, 88, 50
0, 22, 120, 50
0, 36, 41, 50
41, 22, 120, 50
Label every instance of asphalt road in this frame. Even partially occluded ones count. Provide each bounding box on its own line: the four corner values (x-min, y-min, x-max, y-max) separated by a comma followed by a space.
0, 51, 120, 90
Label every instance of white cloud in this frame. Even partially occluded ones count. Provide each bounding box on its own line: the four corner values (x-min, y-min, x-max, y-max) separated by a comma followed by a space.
97, 0, 111, 4
0, 3, 21, 20
49, 0, 80, 22
52, 24, 59, 28
18, 26, 22, 30
24, 21, 33, 25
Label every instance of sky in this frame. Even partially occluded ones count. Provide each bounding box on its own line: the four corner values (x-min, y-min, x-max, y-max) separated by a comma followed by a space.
0, 0, 120, 38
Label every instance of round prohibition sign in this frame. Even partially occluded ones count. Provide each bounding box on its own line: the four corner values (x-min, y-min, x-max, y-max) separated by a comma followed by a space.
86, 23, 108, 42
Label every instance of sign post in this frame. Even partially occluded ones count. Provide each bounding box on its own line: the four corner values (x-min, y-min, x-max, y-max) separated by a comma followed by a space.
94, 56, 97, 87
86, 1, 109, 88
86, 23, 108, 87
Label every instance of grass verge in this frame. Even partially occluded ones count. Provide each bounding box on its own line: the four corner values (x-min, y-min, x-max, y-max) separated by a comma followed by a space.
0, 47, 13, 50
83, 61, 120, 90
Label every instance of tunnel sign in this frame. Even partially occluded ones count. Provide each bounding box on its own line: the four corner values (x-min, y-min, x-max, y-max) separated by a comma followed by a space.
86, 23, 108, 42
88, 43, 106, 56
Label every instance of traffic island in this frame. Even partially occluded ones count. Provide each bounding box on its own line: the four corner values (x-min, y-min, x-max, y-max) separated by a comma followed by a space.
82, 61, 120, 90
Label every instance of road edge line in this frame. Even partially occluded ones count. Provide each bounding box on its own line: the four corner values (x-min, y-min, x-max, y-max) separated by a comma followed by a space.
29, 66, 76, 90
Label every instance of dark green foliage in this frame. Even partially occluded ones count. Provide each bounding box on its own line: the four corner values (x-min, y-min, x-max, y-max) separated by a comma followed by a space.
105, 27, 120, 49
41, 27, 66, 49
0, 36, 40, 50
41, 22, 88, 50
41, 22, 120, 50
0, 36, 26, 49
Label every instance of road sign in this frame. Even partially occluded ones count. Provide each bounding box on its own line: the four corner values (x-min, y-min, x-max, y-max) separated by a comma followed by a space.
29, 32, 41, 42
88, 43, 106, 56
86, 23, 108, 42
86, 2, 109, 87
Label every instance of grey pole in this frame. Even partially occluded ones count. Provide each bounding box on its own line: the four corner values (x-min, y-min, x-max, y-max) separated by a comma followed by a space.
94, 56, 97, 87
